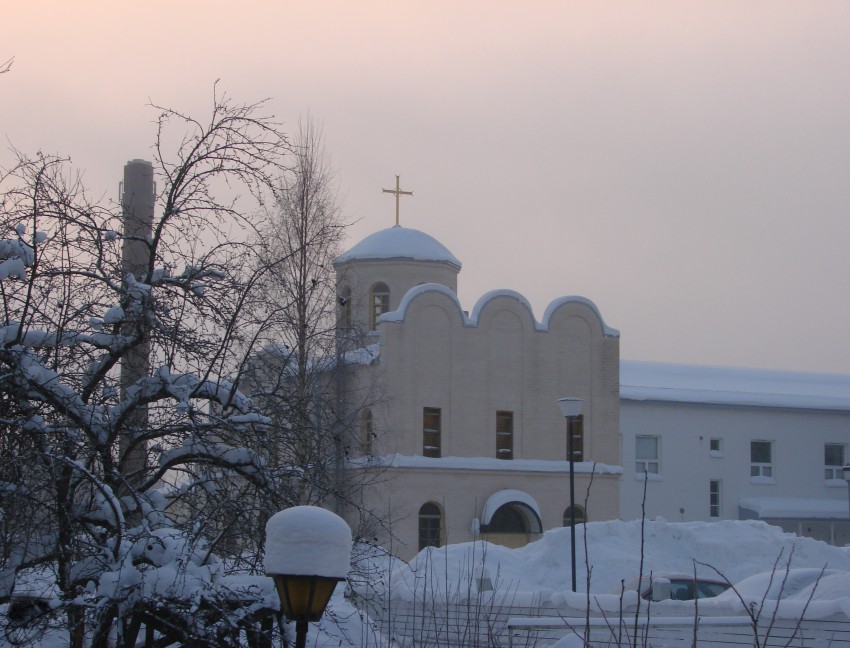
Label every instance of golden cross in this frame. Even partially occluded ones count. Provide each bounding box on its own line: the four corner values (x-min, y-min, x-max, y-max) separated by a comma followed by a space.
382, 175, 413, 226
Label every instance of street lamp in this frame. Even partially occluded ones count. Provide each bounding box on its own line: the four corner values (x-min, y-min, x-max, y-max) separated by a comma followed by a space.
265, 506, 352, 648
557, 397, 583, 593
842, 463, 850, 520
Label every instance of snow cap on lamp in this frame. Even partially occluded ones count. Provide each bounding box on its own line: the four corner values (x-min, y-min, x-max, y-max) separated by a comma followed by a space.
264, 506, 352, 578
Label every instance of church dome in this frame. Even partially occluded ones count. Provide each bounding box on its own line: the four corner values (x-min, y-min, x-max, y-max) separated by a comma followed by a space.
334, 225, 461, 270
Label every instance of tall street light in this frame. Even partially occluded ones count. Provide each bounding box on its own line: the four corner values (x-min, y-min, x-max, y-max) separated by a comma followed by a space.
557, 397, 583, 593
265, 506, 352, 648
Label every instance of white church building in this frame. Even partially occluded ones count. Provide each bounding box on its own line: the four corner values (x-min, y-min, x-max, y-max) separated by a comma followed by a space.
327, 215, 850, 559
334, 224, 621, 560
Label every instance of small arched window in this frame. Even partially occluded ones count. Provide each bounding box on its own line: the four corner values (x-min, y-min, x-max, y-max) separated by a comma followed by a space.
563, 505, 587, 527
418, 502, 443, 550
362, 409, 373, 455
370, 282, 390, 330
339, 286, 352, 329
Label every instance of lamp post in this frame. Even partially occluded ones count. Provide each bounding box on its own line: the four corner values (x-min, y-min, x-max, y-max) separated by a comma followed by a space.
265, 506, 352, 648
843, 463, 850, 520
557, 397, 583, 593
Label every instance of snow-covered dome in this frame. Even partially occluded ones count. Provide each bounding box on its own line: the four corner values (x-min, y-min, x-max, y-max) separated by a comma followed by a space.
334, 225, 461, 269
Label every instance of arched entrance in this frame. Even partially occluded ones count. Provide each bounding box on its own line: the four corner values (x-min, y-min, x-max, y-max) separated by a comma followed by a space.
480, 490, 543, 549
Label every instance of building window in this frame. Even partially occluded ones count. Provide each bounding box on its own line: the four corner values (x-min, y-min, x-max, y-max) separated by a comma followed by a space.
563, 505, 586, 527
825, 444, 846, 480
418, 502, 442, 550
709, 480, 721, 518
709, 438, 723, 456
362, 409, 373, 455
750, 441, 773, 478
338, 286, 352, 329
423, 407, 441, 458
566, 416, 584, 461
496, 411, 513, 459
370, 282, 390, 329
636, 436, 660, 474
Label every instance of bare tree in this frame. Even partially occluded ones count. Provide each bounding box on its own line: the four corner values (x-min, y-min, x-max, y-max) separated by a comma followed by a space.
0, 57, 12, 75
247, 117, 385, 535
0, 87, 294, 646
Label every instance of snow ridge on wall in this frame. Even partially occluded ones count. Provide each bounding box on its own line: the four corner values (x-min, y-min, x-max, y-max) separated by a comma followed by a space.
380, 283, 619, 336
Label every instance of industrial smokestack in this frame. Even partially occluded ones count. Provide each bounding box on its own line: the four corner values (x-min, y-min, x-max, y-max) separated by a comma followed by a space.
120, 159, 154, 489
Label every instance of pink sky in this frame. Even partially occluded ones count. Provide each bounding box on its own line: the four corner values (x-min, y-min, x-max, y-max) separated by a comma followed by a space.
4, 1, 850, 373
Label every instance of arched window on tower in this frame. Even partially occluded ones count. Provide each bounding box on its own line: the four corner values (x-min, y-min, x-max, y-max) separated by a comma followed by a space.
362, 409, 373, 455
339, 285, 352, 330
418, 502, 443, 550
370, 282, 390, 330
563, 505, 587, 527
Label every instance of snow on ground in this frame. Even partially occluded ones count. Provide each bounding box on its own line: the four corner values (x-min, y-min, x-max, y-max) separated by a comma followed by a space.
385, 518, 850, 603
5, 518, 850, 646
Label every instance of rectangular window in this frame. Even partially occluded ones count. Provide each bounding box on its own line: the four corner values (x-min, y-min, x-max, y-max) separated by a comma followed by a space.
496, 411, 513, 459
750, 441, 773, 478
418, 504, 442, 550
709, 438, 722, 455
825, 444, 846, 480
709, 480, 721, 518
423, 407, 441, 458
635, 435, 660, 474
566, 416, 584, 461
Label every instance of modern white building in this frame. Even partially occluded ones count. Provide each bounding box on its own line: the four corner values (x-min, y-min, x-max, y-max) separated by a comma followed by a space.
335, 225, 622, 560
620, 360, 850, 545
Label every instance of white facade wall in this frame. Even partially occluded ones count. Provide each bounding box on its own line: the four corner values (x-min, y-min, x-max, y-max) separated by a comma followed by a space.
343, 287, 621, 560
620, 395, 850, 544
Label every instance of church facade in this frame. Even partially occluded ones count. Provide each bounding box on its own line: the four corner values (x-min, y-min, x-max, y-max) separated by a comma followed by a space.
334, 225, 621, 560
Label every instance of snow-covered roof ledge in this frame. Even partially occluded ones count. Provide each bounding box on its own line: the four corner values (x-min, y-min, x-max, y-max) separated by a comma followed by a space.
346, 454, 622, 475
381, 285, 618, 337
620, 360, 850, 411
739, 497, 850, 520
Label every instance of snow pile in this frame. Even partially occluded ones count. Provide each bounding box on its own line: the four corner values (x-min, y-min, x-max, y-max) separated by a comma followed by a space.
384, 518, 850, 609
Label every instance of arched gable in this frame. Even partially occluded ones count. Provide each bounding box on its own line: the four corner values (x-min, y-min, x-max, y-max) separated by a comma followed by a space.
380, 282, 469, 326
471, 290, 538, 331
481, 489, 543, 533
542, 296, 619, 338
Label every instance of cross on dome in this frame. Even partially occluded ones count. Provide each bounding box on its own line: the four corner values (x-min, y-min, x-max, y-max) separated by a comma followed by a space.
382, 175, 413, 226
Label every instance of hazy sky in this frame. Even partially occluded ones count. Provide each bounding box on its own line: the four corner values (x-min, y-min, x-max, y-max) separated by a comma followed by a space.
4, 2, 849, 373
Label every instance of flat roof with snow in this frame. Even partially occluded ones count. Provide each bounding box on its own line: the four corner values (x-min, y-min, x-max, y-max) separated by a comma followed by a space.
620, 360, 850, 411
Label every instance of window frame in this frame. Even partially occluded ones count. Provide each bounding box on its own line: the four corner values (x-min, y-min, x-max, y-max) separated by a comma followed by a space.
635, 435, 660, 475
418, 502, 443, 550
339, 285, 352, 329
825, 443, 846, 480
362, 409, 373, 455
750, 440, 774, 478
496, 410, 513, 460
709, 437, 723, 456
563, 505, 587, 527
709, 479, 721, 518
369, 282, 390, 330
423, 407, 441, 458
